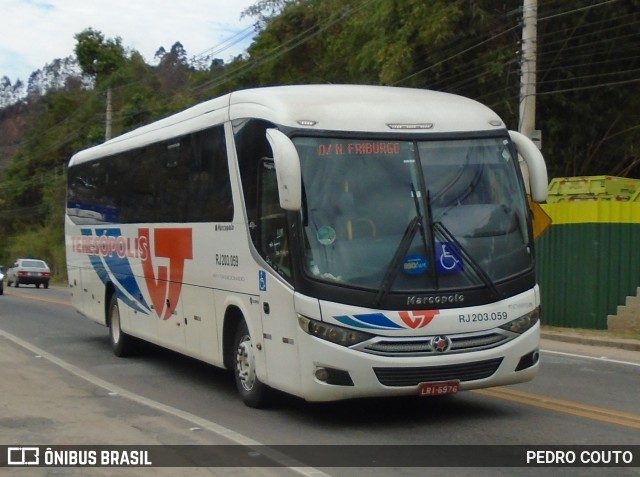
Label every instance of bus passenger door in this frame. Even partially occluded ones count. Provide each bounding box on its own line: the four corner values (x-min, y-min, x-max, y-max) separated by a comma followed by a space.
256, 159, 301, 393
259, 273, 300, 394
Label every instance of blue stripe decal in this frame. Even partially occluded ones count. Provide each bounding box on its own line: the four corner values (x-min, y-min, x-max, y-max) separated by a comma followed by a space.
334, 313, 404, 330
81, 228, 150, 315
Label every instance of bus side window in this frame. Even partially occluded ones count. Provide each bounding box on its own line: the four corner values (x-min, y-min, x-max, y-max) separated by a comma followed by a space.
234, 118, 292, 279
257, 159, 291, 278
234, 118, 277, 240
186, 125, 233, 222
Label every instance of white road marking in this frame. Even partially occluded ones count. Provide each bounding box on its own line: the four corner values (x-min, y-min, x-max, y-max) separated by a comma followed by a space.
0, 328, 330, 477
541, 348, 640, 368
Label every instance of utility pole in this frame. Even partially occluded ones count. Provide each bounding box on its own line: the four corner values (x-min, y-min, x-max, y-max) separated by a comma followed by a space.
105, 86, 113, 141
519, 0, 540, 149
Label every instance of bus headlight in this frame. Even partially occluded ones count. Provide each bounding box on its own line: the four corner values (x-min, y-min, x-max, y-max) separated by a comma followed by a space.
500, 307, 541, 334
298, 315, 372, 347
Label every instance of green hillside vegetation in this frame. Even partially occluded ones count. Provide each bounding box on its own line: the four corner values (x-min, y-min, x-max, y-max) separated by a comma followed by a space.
0, 0, 639, 282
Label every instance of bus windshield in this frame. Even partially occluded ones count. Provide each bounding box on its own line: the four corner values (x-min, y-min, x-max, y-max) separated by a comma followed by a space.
295, 136, 532, 295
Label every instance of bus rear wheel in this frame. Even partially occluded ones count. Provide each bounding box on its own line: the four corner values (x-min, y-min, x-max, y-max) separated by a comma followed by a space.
233, 320, 271, 408
108, 294, 134, 357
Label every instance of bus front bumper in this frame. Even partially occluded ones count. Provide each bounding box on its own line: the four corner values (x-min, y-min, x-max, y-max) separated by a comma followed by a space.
294, 322, 540, 402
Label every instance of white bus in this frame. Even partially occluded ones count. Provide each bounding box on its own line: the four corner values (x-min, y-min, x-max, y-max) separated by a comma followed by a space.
65, 85, 548, 407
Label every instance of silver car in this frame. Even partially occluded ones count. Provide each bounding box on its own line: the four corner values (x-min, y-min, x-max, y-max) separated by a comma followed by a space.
6, 259, 51, 289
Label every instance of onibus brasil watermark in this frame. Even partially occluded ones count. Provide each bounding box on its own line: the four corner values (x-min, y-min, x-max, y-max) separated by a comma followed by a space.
6, 447, 151, 467
3, 445, 638, 468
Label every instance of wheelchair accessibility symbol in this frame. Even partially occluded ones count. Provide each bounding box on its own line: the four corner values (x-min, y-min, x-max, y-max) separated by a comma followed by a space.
436, 242, 463, 274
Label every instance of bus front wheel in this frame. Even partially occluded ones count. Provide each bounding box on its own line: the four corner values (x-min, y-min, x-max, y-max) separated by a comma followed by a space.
108, 294, 134, 357
233, 320, 271, 408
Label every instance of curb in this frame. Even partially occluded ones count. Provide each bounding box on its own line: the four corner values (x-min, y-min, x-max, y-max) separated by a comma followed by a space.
541, 331, 640, 352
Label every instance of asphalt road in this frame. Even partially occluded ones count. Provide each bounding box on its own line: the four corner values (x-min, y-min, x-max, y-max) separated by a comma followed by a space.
1, 285, 639, 477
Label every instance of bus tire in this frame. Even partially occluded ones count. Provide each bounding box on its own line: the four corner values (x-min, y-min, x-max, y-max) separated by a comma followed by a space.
108, 293, 134, 357
233, 320, 271, 408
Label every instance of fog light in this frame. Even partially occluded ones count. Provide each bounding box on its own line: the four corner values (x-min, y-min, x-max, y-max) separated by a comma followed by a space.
315, 367, 330, 382
314, 366, 354, 386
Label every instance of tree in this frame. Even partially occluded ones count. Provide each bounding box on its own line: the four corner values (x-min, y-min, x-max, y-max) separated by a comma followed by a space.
74, 28, 126, 82
74, 28, 128, 140
244, 0, 520, 120
156, 42, 190, 90
243, 0, 640, 178
536, 0, 640, 178
26, 56, 87, 100
0, 77, 25, 108
242, 0, 299, 28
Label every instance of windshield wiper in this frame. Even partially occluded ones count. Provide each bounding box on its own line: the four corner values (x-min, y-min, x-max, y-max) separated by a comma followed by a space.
373, 184, 438, 308
422, 189, 439, 289
432, 219, 501, 300
423, 187, 500, 300
373, 214, 422, 308
373, 184, 501, 308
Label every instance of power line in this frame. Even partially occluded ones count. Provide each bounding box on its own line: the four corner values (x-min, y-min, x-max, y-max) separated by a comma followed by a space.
393, 23, 521, 87
191, 0, 377, 95
3, 0, 640, 180
192, 25, 257, 59
534, 76, 640, 96
538, 0, 621, 22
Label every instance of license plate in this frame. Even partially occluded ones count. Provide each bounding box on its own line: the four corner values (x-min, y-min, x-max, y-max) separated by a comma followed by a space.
419, 380, 460, 397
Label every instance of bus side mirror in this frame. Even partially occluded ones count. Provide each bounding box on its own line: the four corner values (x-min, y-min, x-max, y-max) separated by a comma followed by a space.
508, 130, 548, 203
266, 128, 302, 211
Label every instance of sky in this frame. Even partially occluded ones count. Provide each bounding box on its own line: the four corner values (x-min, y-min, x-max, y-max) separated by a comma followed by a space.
0, 0, 259, 83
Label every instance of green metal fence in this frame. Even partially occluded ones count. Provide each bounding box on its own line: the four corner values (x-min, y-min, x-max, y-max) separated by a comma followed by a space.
536, 179, 640, 329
